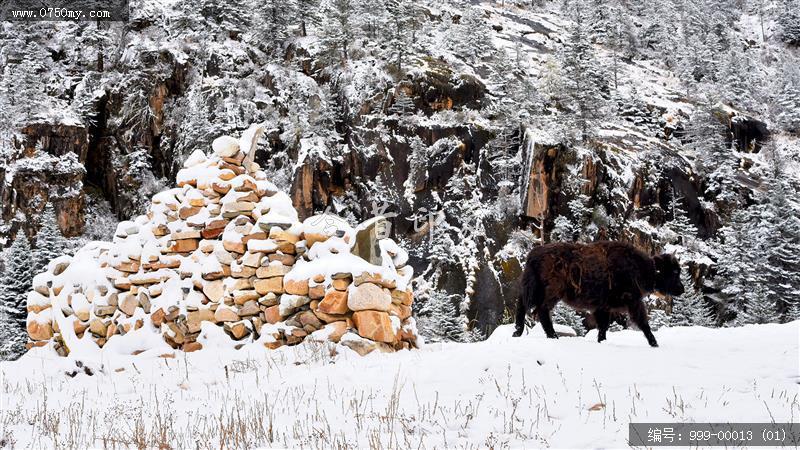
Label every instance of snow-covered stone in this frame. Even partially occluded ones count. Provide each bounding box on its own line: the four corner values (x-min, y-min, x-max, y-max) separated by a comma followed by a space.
347, 283, 391, 312
212, 136, 240, 157
23, 128, 418, 356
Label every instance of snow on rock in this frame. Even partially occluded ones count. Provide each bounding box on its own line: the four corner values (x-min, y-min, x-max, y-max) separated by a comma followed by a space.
23, 127, 419, 358
211, 135, 239, 157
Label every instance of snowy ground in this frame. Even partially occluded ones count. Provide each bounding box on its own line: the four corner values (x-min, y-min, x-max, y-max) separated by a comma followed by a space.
1, 322, 797, 449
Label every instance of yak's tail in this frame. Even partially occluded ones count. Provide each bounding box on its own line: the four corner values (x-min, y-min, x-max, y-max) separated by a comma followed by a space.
513, 266, 539, 336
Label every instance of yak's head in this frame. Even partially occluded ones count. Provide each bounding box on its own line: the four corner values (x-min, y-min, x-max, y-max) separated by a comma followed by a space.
653, 253, 684, 296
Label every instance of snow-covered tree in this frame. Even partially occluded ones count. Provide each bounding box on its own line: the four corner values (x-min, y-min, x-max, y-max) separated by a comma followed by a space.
685, 101, 739, 207
759, 143, 800, 320
718, 46, 763, 115
670, 269, 714, 327
559, 1, 607, 141
777, 0, 800, 45
320, 0, 355, 65
32, 204, 69, 275
552, 303, 586, 336
773, 56, 800, 134
404, 136, 428, 202
252, 0, 297, 53
390, 89, 415, 118
444, 6, 494, 64
385, 0, 418, 71
648, 308, 669, 331
297, 0, 320, 37
416, 291, 467, 342
0, 231, 35, 358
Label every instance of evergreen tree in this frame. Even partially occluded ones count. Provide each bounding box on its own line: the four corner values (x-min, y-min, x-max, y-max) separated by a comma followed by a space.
385, 0, 417, 71
32, 204, 69, 276
200, 0, 252, 33
685, 100, 739, 205
777, 0, 800, 45
0, 306, 26, 360
773, 56, 800, 134
559, 0, 606, 141
759, 143, 800, 319
648, 308, 669, 331
252, 0, 297, 54
788, 301, 800, 321
736, 278, 778, 325
297, 0, 320, 37
459, 7, 494, 63
0, 231, 35, 349
416, 291, 467, 342
552, 303, 586, 336
320, 0, 355, 66
719, 46, 763, 115
390, 89, 415, 118
670, 269, 714, 326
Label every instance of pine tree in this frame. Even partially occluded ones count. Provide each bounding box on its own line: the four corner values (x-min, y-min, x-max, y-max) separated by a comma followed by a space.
719, 46, 762, 115
648, 308, 669, 331
297, 0, 320, 37
385, 0, 417, 71
670, 269, 714, 327
668, 194, 698, 240
0, 306, 26, 360
736, 278, 778, 325
773, 56, 800, 134
559, 0, 606, 141
788, 301, 800, 321
32, 204, 69, 276
200, 0, 252, 33
685, 100, 738, 205
252, 0, 297, 53
759, 143, 800, 319
390, 89, 415, 118
459, 7, 494, 63
357, 0, 386, 40
0, 231, 35, 347
777, 0, 800, 45
552, 303, 586, 336
416, 291, 467, 342
320, 0, 355, 66
717, 202, 784, 326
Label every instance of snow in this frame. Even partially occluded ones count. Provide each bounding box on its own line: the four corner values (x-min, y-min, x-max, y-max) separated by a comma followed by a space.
301, 213, 355, 239
1, 322, 796, 448
246, 238, 277, 253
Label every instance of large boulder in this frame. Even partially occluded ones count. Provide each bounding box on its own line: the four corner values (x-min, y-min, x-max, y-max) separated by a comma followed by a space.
348, 283, 391, 312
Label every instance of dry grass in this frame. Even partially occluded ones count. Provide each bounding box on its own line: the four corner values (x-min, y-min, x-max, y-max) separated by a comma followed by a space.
1, 340, 796, 449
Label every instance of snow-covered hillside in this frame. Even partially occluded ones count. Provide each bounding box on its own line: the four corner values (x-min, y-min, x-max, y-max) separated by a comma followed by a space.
1, 322, 796, 448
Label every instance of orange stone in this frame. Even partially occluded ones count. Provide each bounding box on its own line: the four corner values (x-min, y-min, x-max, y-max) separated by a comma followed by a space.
352, 310, 395, 344
254, 277, 283, 295
264, 305, 282, 324
284, 278, 309, 296
317, 290, 349, 315
183, 342, 203, 352
308, 284, 325, 300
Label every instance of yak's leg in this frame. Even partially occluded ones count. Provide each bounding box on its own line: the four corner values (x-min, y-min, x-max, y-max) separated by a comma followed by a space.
594, 309, 610, 343
512, 296, 527, 337
538, 305, 558, 339
628, 301, 658, 347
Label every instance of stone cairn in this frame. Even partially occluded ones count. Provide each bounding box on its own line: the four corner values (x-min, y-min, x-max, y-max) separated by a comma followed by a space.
25, 126, 419, 357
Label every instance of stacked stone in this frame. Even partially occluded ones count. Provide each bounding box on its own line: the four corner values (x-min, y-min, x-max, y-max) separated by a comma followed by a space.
25, 127, 419, 357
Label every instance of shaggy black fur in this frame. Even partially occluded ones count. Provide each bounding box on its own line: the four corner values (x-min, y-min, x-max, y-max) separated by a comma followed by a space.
512, 241, 684, 347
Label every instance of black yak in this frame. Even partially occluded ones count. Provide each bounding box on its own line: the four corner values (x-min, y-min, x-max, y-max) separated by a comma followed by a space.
512, 241, 684, 347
